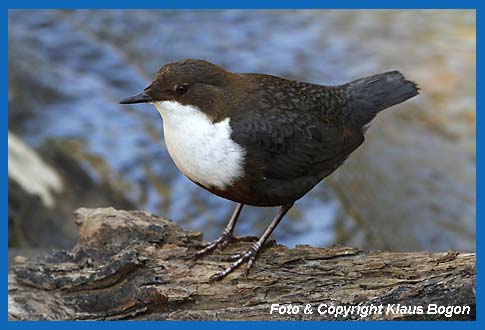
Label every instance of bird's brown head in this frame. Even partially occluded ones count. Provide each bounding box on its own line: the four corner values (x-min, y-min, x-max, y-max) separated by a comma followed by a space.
120, 59, 239, 120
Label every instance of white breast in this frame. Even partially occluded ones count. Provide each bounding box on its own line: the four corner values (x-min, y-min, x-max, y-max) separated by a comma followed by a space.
154, 101, 245, 189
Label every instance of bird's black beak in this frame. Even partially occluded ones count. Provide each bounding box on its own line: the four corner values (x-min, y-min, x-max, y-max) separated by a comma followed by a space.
119, 91, 153, 104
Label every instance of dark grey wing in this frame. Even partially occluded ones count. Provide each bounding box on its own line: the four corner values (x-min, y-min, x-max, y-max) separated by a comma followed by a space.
230, 109, 364, 181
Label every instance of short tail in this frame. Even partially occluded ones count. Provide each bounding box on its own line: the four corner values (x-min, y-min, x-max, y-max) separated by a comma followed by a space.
344, 71, 419, 128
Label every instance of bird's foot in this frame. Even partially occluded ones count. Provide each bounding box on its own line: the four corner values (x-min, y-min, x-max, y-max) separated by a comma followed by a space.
193, 232, 236, 259
194, 233, 258, 260
209, 241, 262, 282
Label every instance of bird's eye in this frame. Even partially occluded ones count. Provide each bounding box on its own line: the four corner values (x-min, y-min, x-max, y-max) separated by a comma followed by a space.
175, 84, 189, 95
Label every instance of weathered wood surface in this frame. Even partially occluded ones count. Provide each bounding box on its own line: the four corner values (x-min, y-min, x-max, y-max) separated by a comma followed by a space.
8, 208, 475, 320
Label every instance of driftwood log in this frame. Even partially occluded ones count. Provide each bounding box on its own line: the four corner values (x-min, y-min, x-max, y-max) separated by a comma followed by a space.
8, 208, 475, 320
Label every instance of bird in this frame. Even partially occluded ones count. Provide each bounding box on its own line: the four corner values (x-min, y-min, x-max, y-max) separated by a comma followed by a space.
120, 59, 419, 281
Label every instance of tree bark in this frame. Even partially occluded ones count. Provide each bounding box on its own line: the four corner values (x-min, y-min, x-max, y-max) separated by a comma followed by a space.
8, 208, 475, 321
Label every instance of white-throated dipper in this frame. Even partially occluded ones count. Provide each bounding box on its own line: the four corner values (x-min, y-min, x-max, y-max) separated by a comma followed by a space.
120, 59, 419, 281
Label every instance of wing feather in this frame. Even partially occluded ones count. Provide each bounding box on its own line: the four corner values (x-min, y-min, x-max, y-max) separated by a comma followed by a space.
231, 110, 364, 181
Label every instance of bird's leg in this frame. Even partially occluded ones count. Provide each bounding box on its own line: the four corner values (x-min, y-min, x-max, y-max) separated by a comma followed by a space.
210, 203, 293, 281
193, 203, 244, 259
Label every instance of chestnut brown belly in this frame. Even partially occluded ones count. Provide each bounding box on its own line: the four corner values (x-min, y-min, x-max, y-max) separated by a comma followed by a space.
191, 175, 321, 207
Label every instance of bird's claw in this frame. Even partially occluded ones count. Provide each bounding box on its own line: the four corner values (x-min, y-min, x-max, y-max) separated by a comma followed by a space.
209, 243, 261, 281
193, 234, 259, 260
193, 232, 235, 259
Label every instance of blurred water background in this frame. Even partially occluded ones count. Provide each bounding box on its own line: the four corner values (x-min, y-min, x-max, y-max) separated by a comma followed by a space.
8, 10, 475, 254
